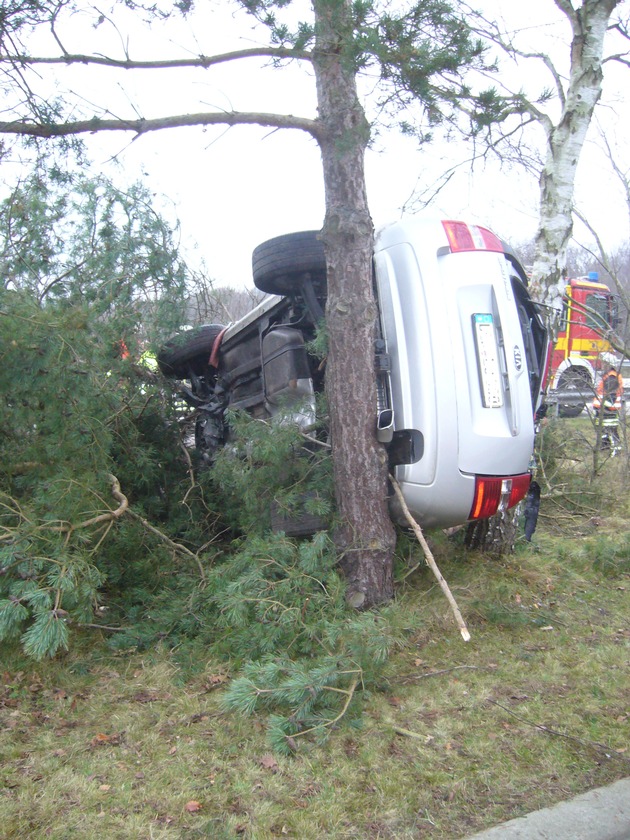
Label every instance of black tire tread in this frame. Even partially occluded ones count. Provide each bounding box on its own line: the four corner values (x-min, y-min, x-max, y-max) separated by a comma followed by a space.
557, 368, 590, 418
252, 231, 326, 295
157, 324, 225, 379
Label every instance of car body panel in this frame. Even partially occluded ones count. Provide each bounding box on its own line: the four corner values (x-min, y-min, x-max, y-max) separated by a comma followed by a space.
374, 218, 538, 527
160, 216, 548, 531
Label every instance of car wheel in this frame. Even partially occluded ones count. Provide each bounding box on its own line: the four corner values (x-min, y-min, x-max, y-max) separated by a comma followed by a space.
557, 369, 591, 418
157, 324, 226, 379
252, 231, 327, 295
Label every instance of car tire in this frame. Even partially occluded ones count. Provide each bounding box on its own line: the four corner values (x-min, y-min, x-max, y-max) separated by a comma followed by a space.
252, 231, 327, 295
157, 324, 226, 379
557, 368, 590, 418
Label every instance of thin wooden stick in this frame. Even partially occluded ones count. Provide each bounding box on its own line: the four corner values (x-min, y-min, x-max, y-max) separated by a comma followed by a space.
127, 509, 206, 583
487, 699, 630, 762
390, 474, 471, 642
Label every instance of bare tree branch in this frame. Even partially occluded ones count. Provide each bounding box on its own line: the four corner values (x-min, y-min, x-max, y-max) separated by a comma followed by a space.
0, 110, 321, 140
553, 0, 578, 26
604, 52, 630, 66
460, 2, 566, 113
0, 45, 312, 71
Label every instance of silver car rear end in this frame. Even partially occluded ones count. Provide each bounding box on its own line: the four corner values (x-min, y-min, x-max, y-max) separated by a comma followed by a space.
375, 218, 537, 528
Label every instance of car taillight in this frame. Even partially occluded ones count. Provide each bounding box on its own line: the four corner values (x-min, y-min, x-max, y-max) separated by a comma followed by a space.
469, 476, 503, 520
469, 474, 531, 520
508, 474, 532, 508
442, 220, 504, 253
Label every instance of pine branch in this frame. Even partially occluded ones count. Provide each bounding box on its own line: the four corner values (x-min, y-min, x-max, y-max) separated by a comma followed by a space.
48, 474, 129, 535
0, 110, 321, 140
289, 675, 360, 741
78, 622, 127, 632
0, 45, 312, 71
126, 509, 206, 582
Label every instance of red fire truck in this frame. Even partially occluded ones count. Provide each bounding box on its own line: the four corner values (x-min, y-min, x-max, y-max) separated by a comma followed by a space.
549, 272, 620, 417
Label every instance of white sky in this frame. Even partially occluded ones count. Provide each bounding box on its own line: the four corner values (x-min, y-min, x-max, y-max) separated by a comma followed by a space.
5, 0, 630, 288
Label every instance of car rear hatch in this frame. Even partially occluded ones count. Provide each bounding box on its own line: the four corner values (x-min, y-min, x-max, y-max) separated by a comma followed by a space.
375, 218, 542, 527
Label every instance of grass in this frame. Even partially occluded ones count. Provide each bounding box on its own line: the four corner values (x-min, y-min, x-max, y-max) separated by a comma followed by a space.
1, 422, 629, 839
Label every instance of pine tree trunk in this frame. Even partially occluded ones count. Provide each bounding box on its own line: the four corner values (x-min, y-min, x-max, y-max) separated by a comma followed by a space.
311, 0, 396, 608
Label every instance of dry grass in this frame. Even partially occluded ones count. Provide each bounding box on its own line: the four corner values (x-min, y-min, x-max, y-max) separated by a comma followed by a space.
1, 455, 629, 838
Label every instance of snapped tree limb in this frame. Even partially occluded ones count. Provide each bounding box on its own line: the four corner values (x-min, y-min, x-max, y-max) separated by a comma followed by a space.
390, 474, 471, 642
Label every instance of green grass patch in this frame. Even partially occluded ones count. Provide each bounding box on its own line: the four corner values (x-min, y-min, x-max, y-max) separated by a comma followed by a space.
1, 519, 628, 839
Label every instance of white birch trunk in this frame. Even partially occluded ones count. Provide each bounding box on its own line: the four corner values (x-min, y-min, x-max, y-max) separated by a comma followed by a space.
531, 0, 620, 305
469, 0, 620, 556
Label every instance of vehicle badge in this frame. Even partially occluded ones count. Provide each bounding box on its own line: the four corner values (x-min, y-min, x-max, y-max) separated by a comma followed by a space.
513, 346, 523, 371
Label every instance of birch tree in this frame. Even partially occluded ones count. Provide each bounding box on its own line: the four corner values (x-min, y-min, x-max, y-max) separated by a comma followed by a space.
470, 0, 626, 305
531, 0, 623, 302
463, 0, 626, 555
0, 0, 496, 607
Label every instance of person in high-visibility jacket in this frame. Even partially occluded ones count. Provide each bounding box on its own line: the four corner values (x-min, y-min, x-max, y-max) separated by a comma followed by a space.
592, 364, 624, 453
592, 365, 624, 411
139, 348, 158, 371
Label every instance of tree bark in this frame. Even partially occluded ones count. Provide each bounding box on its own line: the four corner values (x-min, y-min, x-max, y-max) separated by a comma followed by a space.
464, 506, 520, 557
311, 0, 396, 608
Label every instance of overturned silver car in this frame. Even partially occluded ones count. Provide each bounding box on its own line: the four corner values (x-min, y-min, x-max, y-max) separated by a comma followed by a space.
158, 217, 548, 530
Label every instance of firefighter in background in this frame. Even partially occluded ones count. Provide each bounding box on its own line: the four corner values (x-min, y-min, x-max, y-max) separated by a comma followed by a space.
592, 360, 624, 453
138, 346, 158, 372
116, 338, 157, 372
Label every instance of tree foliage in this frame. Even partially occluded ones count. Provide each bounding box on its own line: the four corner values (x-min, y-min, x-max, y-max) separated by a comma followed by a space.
0, 172, 401, 746
91, 404, 403, 752
0, 0, 498, 139
0, 165, 198, 657
0, 0, 516, 607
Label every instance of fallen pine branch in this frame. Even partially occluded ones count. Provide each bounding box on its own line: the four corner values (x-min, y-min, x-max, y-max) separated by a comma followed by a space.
288, 675, 360, 743
38, 474, 207, 582
48, 474, 129, 536
127, 509, 206, 583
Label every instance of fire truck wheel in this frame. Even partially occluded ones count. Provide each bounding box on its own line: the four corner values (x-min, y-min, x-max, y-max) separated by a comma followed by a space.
557, 369, 590, 418
252, 231, 327, 295
157, 324, 226, 379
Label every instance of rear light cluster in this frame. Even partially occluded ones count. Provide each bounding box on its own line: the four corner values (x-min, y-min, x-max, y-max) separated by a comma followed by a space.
442, 220, 503, 253
468, 474, 531, 521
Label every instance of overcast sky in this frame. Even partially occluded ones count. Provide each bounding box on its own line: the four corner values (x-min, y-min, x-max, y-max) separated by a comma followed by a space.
8, 0, 630, 289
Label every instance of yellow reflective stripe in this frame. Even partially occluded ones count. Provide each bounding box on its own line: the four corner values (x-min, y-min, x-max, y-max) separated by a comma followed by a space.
554, 337, 613, 356
139, 352, 158, 370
